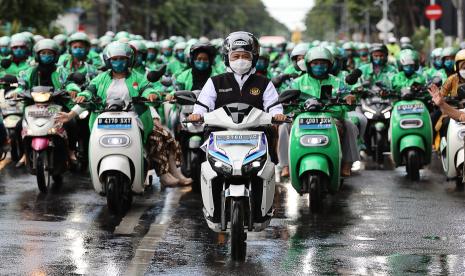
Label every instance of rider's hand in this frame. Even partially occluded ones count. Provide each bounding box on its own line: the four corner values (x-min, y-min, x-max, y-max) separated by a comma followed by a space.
68, 91, 77, 99
56, 112, 72, 123
74, 96, 86, 103
273, 114, 287, 122
344, 94, 356, 105
187, 114, 202, 122
147, 94, 158, 102
428, 84, 444, 106
165, 94, 174, 101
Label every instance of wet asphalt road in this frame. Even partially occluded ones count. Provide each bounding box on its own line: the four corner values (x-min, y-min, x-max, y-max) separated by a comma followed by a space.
1, 157, 465, 275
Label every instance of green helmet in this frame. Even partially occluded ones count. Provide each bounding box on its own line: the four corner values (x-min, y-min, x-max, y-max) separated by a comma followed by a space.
33, 35, 44, 43
0, 36, 10, 47
103, 41, 134, 69
90, 38, 99, 46
10, 33, 29, 48
129, 40, 147, 53
342, 41, 355, 50
160, 39, 174, 49
431, 47, 443, 59
290, 43, 309, 60
99, 35, 113, 48
326, 45, 343, 59
68, 32, 90, 47
398, 49, 418, 66
305, 46, 334, 65
173, 41, 187, 51
134, 35, 144, 41
53, 34, 67, 45
33, 38, 59, 63
442, 47, 457, 58
145, 41, 158, 50
114, 31, 130, 41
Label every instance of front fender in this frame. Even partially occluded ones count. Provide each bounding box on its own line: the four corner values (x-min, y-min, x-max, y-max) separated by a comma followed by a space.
456, 148, 464, 170
298, 154, 330, 177
98, 155, 132, 183
400, 135, 425, 154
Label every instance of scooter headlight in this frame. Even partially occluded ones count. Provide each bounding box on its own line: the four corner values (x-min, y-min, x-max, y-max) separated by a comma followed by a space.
400, 118, 423, 129
300, 135, 329, 147
99, 134, 131, 147
208, 154, 233, 176
383, 111, 391, 119
364, 111, 374, 119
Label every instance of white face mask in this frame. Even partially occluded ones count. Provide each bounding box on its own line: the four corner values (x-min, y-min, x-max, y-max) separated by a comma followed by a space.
297, 59, 307, 72
230, 59, 252, 75
460, 69, 465, 79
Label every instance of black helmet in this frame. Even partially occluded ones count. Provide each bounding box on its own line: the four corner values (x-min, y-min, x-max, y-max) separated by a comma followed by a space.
189, 42, 216, 67
222, 31, 259, 67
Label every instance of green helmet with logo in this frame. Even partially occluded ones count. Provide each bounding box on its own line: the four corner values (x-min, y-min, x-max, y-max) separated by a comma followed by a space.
103, 41, 134, 69
305, 46, 334, 65
442, 47, 457, 58
290, 43, 309, 60
10, 33, 29, 48
0, 36, 10, 47
114, 31, 130, 41
68, 32, 90, 47
33, 38, 59, 62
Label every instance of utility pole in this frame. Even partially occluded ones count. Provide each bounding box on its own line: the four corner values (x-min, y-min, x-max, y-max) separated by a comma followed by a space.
430, 0, 435, 50
382, 0, 388, 43
452, 0, 464, 42
365, 9, 370, 43
110, 0, 118, 32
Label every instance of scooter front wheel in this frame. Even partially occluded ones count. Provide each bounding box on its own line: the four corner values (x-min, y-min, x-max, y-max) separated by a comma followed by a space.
307, 173, 324, 212
36, 153, 51, 193
406, 149, 420, 181
230, 198, 246, 261
106, 174, 132, 215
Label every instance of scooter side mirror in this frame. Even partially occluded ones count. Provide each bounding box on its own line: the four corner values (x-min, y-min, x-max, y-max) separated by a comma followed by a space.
266, 89, 301, 112
68, 72, 86, 85
174, 90, 197, 105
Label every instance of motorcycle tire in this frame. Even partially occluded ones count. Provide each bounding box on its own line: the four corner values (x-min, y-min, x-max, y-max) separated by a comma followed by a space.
230, 198, 246, 261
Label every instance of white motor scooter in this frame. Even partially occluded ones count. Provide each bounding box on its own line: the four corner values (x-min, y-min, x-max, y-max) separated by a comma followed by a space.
440, 113, 465, 189
179, 90, 298, 261
88, 98, 149, 215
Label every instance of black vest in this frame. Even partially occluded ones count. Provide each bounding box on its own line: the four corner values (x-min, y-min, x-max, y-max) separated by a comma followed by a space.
211, 73, 270, 110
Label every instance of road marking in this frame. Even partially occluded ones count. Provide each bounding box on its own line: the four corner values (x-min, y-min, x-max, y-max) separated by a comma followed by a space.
124, 187, 189, 276
114, 194, 161, 235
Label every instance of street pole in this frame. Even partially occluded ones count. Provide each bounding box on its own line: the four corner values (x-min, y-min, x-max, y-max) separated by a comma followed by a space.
457, 0, 463, 43
382, 0, 388, 43
365, 9, 370, 43
111, 0, 118, 32
430, 0, 435, 50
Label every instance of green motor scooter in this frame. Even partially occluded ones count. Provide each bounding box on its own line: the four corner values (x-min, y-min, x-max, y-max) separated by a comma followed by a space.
289, 85, 344, 210
390, 85, 432, 181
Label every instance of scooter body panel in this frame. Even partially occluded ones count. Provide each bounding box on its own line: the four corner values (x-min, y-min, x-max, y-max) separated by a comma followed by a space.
390, 100, 432, 166
289, 111, 341, 193
442, 117, 465, 178
89, 111, 144, 194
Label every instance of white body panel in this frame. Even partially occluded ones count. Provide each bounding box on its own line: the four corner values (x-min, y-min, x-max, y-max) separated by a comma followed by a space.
89, 111, 145, 194
23, 104, 63, 137
442, 116, 465, 178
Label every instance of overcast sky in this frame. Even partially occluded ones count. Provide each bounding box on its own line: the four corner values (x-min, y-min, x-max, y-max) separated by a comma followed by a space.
262, 0, 315, 31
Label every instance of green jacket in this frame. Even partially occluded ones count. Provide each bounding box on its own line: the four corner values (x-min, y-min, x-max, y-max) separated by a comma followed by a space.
291, 73, 347, 119
174, 68, 218, 91
58, 52, 102, 68
423, 67, 447, 83
56, 57, 98, 85
167, 58, 187, 77
392, 71, 426, 94
78, 70, 159, 142
1, 60, 30, 77
358, 63, 398, 89
17, 66, 80, 110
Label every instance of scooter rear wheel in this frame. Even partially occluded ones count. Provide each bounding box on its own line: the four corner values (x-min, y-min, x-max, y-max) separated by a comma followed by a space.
230, 198, 246, 261
406, 149, 420, 181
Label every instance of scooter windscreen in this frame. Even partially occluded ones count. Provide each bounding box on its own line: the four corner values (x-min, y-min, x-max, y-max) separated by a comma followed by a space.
222, 103, 254, 124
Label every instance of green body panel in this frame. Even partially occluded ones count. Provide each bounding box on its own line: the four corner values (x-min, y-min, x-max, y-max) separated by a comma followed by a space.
298, 154, 330, 177
289, 112, 341, 193
390, 99, 432, 166
399, 135, 425, 153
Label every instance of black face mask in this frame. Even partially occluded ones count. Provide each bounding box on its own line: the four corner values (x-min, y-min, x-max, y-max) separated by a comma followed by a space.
37, 63, 56, 86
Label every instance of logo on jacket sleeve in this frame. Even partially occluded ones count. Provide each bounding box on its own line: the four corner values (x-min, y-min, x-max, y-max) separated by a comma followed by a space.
249, 87, 261, 96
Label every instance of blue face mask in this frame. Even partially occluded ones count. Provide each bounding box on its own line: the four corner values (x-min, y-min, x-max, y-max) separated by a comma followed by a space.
147, 52, 156, 61
163, 50, 172, 57
0, 47, 9, 56
194, 60, 209, 71
310, 64, 328, 77
111, 59, 127, 73
39, 54, 55, 65
403, 65, 415, 76
136, 55, 144, 66
359, 51, 368, 57
91, 47, 101, 53
433, 59, 443, 69
176, 52, 185, 61
255, 60, 266, 71
444, 60, 455, 71
373, 58, 384, 66
12, 48, 27, 59
71, 47, 86, 59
